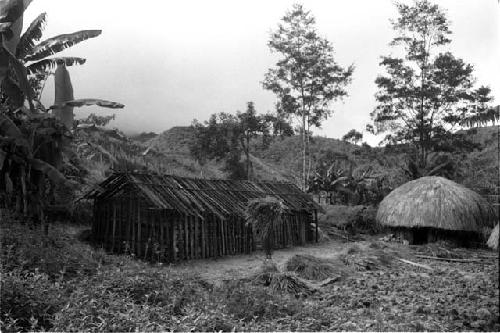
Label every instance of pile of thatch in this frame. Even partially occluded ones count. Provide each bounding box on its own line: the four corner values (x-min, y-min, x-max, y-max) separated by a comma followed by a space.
285, 254, 339, 281
252, 261, 314, 296
339, 245, 394, 271
268, 272, 315, 296
377, 177, 496, 232
487, 224, 499, 250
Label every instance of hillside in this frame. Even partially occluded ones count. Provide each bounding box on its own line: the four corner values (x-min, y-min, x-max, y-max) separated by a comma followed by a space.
141, 124, 498, 200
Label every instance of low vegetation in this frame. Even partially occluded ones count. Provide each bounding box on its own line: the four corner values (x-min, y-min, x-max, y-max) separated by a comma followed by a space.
1, 215, 498, 332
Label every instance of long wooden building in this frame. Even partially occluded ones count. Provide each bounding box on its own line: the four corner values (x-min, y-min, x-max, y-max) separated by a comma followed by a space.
87, 172, 320, 262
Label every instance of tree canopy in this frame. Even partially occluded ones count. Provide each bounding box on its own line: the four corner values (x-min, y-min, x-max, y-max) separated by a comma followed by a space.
263, 3, 354, 190
370, 0, 495, 167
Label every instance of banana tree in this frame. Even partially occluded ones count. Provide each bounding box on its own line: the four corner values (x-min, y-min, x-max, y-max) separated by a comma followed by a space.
1, 0, 122, 230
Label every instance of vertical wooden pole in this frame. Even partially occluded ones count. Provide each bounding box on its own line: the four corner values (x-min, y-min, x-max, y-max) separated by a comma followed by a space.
171, 214, 178, 261
159, 211, 164, 262
221, 218, 226, 255
137, 201, 142, 257
193, 216, 197, 258
130, 198, 135, 255
190, 216, 195, 259
201, 217, 206, 258
184, 215, 189, 259
194, 216, 199, 258
112, 202, 116, 252
314, 210, 318, 243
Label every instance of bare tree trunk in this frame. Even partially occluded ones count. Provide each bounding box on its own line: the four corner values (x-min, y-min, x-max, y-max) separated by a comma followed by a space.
246, 135, 251, 180
20, 165, 28, 216
302, 111, 307, 191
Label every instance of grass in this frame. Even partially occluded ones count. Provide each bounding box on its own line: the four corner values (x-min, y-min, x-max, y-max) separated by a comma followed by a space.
1, 213, 498, 332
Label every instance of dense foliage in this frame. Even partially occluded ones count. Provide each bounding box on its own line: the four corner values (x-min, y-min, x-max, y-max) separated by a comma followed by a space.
370, 0, 497, 168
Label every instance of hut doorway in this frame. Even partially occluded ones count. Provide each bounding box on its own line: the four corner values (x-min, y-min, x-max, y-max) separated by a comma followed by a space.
412, 228, 428, 245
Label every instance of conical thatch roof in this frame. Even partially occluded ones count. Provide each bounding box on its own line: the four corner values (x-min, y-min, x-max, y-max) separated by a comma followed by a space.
487, 224, 499, 250
377, 176, 496, 232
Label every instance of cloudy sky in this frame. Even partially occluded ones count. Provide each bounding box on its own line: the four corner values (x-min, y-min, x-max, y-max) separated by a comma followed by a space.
26, 0, 500, 145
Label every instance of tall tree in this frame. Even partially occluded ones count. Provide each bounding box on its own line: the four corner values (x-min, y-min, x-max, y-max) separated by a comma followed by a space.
370, 0, 495, 168
263, 3, 354, 190
190, 103, 270, 180
342, 129, 363, 145
237, 102, 270, 179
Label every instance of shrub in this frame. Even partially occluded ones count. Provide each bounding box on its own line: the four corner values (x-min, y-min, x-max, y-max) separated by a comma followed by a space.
1, 221, 100, 279
1, 269, 65, 331
220, 280, 301, 322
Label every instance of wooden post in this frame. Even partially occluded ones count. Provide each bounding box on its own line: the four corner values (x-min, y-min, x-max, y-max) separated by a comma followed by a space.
193, 216, 197, 258
130, 197, 135, 255
201, 217, 206, 258
112, 203, 116, 252
184, 215, 189, 259
314, 210, 318, 243
221, 218, 226, 255
137, 201, 142, 257
190, 215, 195, 259
172, 214, 177, 261
159, 211, 164, 261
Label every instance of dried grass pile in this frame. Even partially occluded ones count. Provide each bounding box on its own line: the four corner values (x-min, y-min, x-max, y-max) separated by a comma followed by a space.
285, 254, 338, 281
487, 224, 498, 250
377, 176, 497, 232
252, 260, 279, 285
268, 272, 315, 296
252, 261, 314, 296
339, 246, 394, 271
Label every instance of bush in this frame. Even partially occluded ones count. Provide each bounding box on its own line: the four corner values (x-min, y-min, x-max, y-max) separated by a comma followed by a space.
1, 269, 65, 331
1, 221, 100, 279
220, 279, 301, 322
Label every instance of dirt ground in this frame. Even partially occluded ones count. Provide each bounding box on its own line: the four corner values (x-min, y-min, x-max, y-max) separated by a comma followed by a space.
173, 236, 412, 282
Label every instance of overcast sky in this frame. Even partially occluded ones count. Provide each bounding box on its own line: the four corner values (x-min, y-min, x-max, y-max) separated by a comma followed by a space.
26, 0, 500, 145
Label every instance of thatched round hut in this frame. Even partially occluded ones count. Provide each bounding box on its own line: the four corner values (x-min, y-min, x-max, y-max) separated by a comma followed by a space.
377, 176, 497, 246
487, 224, 498, 250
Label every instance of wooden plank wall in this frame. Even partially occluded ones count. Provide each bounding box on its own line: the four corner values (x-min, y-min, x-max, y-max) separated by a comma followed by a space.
93, 199, 316, 263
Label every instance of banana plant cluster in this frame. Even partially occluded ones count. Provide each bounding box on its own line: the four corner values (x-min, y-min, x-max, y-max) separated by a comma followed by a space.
308, 156, 388, 205
0, 0, 123, 225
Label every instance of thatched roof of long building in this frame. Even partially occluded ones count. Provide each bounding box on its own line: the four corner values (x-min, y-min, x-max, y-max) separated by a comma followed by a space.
87, 172, 320, 219
487, 224, 498, 250
376, 176, 496, 232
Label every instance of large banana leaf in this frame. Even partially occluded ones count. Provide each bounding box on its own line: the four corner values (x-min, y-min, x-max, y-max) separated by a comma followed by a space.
53, 62, 74, 129
0, 0, 30, 84
24, 30, 102, 62
0, 148, 5, 169
27, 56, 86, 74
29, 157, 70, 187
16, 12, 46, 59
1, 0, 32, 51
0, 113, 29, 148
49, 98, 124, 109
0, 0, 27, 28
2, 38, 34, 110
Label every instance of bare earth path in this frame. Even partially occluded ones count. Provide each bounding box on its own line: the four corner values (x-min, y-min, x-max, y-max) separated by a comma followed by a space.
172, 239, 347, 282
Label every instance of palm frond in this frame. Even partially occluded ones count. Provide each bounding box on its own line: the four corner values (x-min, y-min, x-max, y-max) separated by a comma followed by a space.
16, 12, 47, 59
24, 30, 102, 62
49, 98, 124, 110
27, 56, 86, 74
